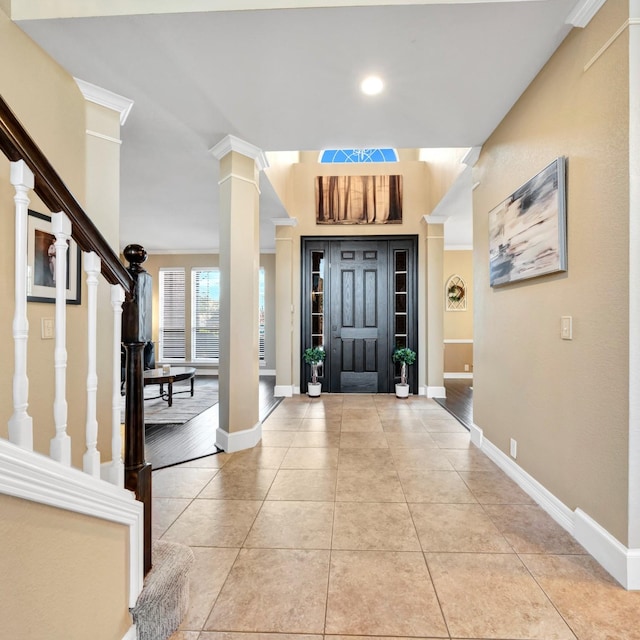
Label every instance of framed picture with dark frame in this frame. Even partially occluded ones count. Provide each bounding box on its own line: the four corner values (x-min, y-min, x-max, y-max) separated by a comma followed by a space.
27, 210, 81, 304
489, 157, 567, 287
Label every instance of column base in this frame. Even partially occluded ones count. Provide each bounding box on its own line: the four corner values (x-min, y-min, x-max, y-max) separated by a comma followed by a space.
274, 385, 294, 398
215, 422, 262, 453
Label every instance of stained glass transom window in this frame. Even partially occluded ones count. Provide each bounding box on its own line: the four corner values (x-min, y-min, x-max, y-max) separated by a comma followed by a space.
319, 148, 398, 163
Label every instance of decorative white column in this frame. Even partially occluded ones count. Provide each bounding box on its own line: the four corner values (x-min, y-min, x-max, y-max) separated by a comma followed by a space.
210, 135, 267, 452
49, 212, 72, 465
422, 215, 446, 398
83, 251, 101, 476
273, 218, 297, 397
108, 284, 125, 487
9, 160, 34, 451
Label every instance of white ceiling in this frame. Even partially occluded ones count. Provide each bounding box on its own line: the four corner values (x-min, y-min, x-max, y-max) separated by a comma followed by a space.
16, 0, 580, 252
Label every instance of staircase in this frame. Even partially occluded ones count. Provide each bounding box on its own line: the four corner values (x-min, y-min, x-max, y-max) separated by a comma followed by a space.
0, 94, 193, 638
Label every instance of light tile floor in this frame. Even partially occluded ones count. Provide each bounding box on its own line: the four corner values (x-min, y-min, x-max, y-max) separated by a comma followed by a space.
156, 394, 640, 640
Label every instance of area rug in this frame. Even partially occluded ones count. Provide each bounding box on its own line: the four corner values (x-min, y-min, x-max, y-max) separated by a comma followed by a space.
120, 377, 219, 425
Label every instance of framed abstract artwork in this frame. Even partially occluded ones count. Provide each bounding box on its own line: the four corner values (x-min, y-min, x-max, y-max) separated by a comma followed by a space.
489, 157, 567, 286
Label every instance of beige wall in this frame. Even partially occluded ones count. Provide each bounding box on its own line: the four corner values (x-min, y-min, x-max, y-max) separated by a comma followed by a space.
0, 12, 132, 636
473, 0, 630, 542
280, 157, 434, 390
0, 494, 130, 640
443, 249, 473, 374
143, 252, 277, 370
0, 10, 91, 464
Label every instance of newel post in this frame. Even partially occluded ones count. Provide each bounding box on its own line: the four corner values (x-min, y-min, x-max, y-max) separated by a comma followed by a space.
122, 244, 152, 575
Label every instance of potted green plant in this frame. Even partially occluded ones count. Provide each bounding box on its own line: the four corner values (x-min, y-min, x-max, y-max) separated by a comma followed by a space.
392, 347, 416, 398
303, 346, 326, 397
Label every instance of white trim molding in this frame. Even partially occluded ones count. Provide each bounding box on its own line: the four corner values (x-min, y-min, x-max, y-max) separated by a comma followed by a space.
461, 146, 481, 167
444, 245, 473, 251
218, 171, 261, 194
422, 214, 448, 225
122, 626, 137, 640
426, 386, 446, 398
444, 372, 473, 379
471, 423, 640, 590
0, 438, 144, 606
86, 130, 122, 145
566, 0, 606, 27
272, 217, 298, 227
443, 338, 474, 344
74, 78, 134, 125
584, 19, 640, 72
216, 421, 262, 453
274, 385, 294, 398
209, 134, 268, 171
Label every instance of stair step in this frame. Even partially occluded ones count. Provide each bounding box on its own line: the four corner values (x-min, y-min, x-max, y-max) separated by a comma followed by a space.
130, 540, 195, 640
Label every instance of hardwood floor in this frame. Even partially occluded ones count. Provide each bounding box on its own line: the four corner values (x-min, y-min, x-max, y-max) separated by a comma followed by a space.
434, 379, 473, 431
147, 376, 279, 469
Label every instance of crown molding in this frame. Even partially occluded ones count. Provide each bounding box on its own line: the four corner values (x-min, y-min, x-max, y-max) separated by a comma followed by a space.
209, 134, 268, 171
422, 214, 448, 225
566, 0, 606, 27
461, 146, 481, 167
74, 78, 134, 125
272, 217, 298, 227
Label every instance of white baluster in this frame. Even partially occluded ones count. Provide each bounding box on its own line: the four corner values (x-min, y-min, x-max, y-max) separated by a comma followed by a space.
49, 212, 72, 465
108, 284, 125, 487
83, 251, 101, 476
8, 160, 34, 450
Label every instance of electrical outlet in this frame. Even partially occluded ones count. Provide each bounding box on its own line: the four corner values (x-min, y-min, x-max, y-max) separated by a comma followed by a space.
464, 364, 470, 372
41, 317, 54, 339
510, 438, 517, 459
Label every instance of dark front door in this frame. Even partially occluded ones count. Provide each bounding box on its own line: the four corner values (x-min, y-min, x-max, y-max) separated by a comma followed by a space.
302, 236, 417, 394
329, 240, 389, 392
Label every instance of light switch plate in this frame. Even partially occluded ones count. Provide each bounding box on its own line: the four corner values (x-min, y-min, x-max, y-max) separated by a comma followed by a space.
561, 316, 572, 340
42, 317, 54, 339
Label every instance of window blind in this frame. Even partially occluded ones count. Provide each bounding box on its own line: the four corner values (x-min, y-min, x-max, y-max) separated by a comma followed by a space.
259, 267, 265, 362
158, 268, 185, 360
191, 268, 220, 361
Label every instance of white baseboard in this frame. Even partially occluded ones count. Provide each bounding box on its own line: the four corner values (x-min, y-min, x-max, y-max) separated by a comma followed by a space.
427, 386, 446, 398
261, 369, 276, 376
216, 421, 262, 453
293, 386, 301, 395
122, 625, 136, 640
274, 385, 294, 397
472, 422, 640, 590
444, 372, 473, 379
469, 422, 483, 447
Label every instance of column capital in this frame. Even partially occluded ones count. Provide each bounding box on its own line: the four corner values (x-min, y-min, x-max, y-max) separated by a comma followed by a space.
272, 217, 298, 227
210, 134, 268, 171
422, 214, 448, 226
75, 78, 134, 125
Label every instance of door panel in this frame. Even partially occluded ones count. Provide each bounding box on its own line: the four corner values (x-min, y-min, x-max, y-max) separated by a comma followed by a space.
330, 241, 388, 393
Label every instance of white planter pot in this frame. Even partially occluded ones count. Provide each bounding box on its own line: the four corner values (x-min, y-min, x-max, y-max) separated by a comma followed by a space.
308, 382, 322, 397
395, 383, 409, 399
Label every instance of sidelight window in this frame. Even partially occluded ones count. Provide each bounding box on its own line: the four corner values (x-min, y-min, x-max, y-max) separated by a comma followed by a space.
310, 251, 325, 350
393, 250, 408, 349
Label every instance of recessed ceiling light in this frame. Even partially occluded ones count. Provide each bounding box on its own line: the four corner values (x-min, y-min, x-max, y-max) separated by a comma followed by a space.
360, 75, 384, 96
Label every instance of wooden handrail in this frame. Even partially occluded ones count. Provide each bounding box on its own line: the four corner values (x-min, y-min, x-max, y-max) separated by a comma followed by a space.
0, 93, 133, 294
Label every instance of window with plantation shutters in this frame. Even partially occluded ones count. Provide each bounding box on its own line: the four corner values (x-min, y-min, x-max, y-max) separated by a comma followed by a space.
191, 267, 266, 363
192, 268, 221, 361
158, 268, 186, 361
